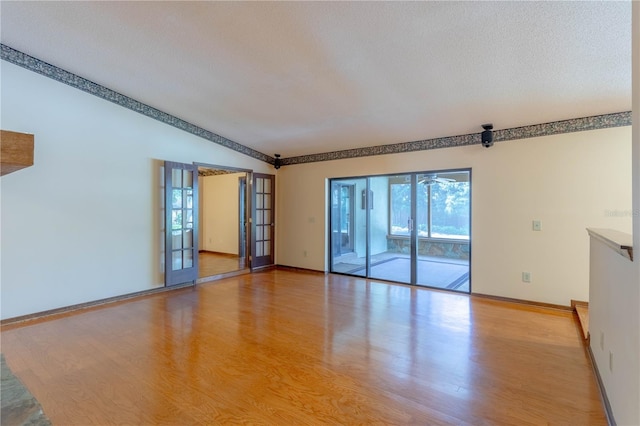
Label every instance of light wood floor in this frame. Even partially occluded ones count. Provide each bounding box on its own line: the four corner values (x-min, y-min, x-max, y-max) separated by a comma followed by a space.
1, 270, 606, 425
198, 251, 246, 278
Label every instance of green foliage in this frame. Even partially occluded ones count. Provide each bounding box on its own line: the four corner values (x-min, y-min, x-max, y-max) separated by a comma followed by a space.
391, 180, 469, 238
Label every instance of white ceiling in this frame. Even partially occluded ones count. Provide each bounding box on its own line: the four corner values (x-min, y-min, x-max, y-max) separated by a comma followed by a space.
0, 1, 632, 159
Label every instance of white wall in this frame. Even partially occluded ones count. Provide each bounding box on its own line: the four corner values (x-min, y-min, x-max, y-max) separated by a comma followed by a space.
201, 173, 244, 254
588, 235, 638, 426
0, 62, 272, 319
277, 127, 632, 306
369, 176, 390, 256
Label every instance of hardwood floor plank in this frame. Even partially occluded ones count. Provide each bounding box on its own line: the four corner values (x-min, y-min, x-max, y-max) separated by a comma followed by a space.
1, 270, 606, 425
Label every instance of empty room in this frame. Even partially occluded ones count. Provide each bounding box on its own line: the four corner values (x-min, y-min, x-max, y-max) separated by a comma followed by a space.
1, 2, 639, 425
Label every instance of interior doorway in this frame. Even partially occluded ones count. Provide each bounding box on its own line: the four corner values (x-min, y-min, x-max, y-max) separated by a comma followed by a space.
197, 166, 250, 282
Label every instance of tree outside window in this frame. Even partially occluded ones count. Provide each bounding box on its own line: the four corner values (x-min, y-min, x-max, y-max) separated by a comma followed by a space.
390, 175, 469, 240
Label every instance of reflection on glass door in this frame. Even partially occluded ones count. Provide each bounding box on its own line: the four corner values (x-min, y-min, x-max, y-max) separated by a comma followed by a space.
165, 161, 199, 286
329, 170, 471, 293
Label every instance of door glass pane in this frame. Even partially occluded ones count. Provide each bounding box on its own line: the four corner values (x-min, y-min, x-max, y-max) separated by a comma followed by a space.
256, 178, 264, 193
184, 190, 193, 208
183, 250, 193, 268
172, 210, 182, 230
172, 189, 182, 209
369, 174, 411, 284
390, 183, 411, 236
264, 194, 271, 209
256, 242, 263, 256
429, 174, 470, 239
264, 225, 271, 240
330, 178, 367, 277
256, 225, 263, 241
172, 230, 183, 249
183, 170, 193, 188
172, 169, 182, 188
172, 251, 182, 270
264, 210, 271, 225
185, 210, 193, 228
183, 230, 193, 249
256, 194, 263, 209
263, 241, 270, 256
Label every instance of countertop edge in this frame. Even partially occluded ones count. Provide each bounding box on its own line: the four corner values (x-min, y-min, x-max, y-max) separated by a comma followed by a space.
587, 228, 634, 261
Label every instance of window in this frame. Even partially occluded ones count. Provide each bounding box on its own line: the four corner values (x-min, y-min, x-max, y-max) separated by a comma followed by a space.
390, 182, 411, 235
428, 179, 470, 239
389, 172, 469, 240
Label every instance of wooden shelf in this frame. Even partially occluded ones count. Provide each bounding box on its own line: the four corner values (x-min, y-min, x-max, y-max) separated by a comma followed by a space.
1, 130, 34, 176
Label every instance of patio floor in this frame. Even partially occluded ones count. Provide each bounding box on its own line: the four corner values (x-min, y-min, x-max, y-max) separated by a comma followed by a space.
332, 252, 470, 293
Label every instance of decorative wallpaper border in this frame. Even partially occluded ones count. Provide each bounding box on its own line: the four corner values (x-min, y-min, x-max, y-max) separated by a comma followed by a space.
198, 169, 237, 177
0, 44, 274, 164
281, 111, 632, 166
2, 44, 631, 168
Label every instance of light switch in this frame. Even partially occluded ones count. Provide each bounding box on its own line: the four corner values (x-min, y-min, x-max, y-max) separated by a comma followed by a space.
532, 220, 542, 231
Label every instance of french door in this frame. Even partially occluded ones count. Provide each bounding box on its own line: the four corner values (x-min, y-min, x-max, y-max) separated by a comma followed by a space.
329, 170, 471, 293
252, 173, 275, 268
164, 163, 276, 283
165, 161, 199, 286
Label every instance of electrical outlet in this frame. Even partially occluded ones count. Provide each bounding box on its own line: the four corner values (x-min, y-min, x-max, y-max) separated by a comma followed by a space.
522, 272, 532, 283
532, 220, 542, 231
303, 250, 308, 257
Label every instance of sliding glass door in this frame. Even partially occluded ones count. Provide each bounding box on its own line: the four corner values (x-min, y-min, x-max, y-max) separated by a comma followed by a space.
330, 169, 471, 293
330, 178, 367, 277
415, 171, 471, 291
368, 174, 413, 284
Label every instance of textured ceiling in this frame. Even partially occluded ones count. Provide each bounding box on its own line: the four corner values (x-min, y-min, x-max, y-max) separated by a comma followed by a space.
0, 1, 632, 159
